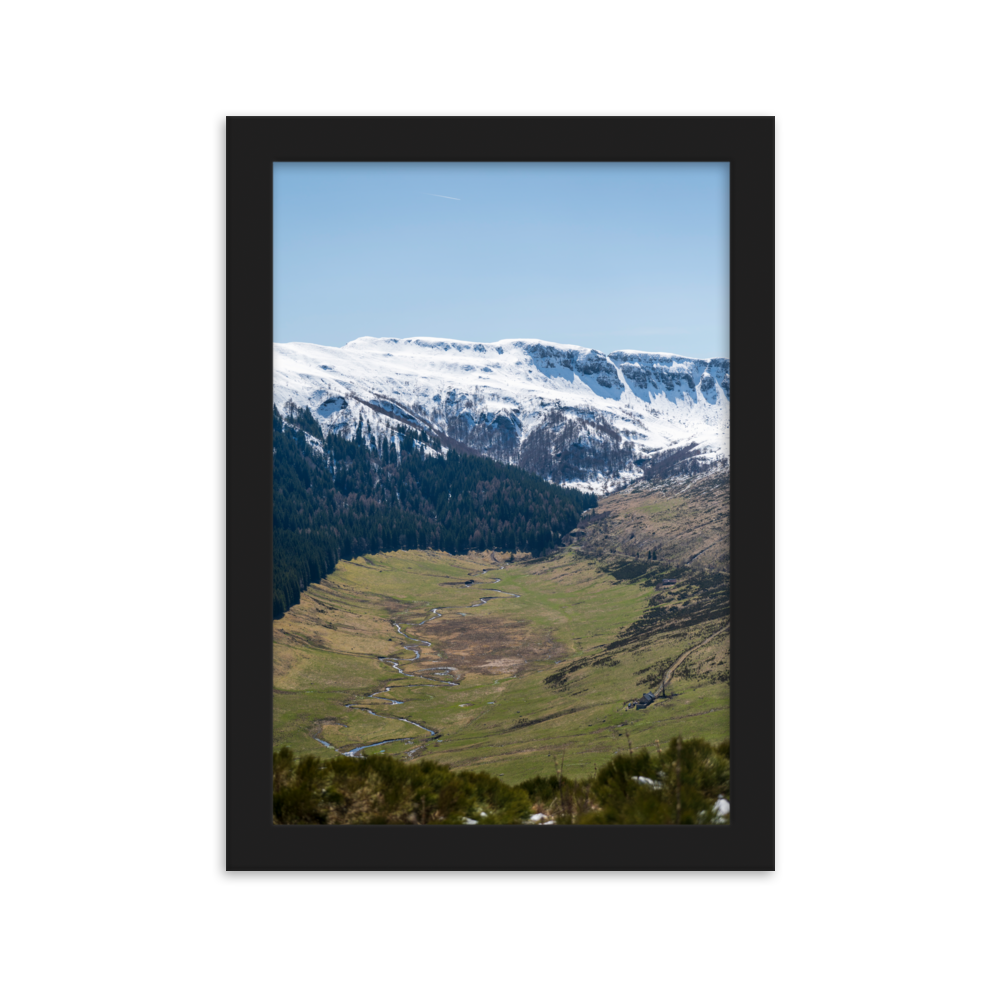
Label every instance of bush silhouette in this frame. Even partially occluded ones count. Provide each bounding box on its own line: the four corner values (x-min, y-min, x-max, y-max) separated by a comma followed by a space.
579, 738, 729, 825
273, 738, 729, 825
272, 748, 531, 825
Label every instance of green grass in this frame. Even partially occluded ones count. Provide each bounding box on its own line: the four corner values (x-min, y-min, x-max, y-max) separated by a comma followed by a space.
272, 471, 731, 781
273, 548, 729, 780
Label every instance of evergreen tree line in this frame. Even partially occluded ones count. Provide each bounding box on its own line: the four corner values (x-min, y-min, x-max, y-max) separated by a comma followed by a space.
273, 403, 597, 618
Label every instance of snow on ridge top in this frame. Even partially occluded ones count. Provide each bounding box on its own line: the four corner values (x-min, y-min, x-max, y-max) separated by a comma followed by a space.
344, 335, 586, 355
344, 336, 501, 353
277, 341, 349, 362
610, 349, 728, 366
278, 341, 340, 353
496, 337, 603, 354
340, 335, 725, 363
275, 334, 730, 487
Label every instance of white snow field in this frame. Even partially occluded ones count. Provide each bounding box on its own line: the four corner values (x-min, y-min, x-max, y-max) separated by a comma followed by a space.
274, 337, 729, 494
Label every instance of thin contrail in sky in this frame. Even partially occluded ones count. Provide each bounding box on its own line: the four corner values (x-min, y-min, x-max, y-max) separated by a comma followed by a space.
429, 193, 460, 200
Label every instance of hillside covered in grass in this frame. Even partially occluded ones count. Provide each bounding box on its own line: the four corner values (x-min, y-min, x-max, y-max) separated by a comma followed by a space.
273, 468, 730, 788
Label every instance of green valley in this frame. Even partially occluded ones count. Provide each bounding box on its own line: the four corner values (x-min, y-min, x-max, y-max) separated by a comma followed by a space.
273, 468, 730, 786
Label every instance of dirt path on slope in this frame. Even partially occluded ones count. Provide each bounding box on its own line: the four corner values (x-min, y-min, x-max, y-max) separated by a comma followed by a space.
653, 622, 730, 696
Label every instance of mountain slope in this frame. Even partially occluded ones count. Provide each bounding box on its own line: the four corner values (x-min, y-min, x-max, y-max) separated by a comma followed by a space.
274, 336, 729, 493
272, 402, 596, 617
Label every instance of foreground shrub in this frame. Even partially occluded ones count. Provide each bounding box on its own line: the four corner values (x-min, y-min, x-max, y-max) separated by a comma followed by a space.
273, 747, 331, 824
516, 773, 597, 822
518, 738, 730, 824
272, 748, 531, 825
579, 738, 730, 825
273, 737, 729, 825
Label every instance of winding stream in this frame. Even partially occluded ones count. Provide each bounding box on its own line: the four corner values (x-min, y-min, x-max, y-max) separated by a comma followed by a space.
322, 567, 521, 757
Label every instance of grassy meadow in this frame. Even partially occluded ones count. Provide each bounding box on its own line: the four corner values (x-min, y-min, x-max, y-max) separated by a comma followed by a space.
273, 469, 731, 786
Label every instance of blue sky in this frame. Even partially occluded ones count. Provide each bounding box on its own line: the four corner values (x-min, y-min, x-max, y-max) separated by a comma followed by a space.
274, 162, 728, 359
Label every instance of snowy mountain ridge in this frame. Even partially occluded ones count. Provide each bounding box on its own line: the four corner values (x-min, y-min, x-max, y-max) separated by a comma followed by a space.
274, 336, 729, 493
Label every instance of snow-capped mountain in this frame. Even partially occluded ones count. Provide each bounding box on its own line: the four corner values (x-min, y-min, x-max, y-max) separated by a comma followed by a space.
273, 337, 729, 493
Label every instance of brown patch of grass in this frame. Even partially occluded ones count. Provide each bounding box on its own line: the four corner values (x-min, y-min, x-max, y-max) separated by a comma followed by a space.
478, 657, 526, 672
308, 717, 345, 739
574, 468, 729, 573
411, 612, 565, 677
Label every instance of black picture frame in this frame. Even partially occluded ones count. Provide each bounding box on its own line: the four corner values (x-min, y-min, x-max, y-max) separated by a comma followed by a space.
227, 115, 774, 872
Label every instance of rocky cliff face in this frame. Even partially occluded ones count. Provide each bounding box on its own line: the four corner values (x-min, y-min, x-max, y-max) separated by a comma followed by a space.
274, 336, 729, 493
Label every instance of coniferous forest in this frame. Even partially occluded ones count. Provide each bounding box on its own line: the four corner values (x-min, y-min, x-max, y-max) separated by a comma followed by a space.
273, 403, 597, 618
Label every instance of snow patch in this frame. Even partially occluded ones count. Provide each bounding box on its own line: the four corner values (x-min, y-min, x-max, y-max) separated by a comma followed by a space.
274, 336, 729, 486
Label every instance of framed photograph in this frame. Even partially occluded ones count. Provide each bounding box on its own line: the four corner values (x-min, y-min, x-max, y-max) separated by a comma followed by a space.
227, 116, 774, 871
